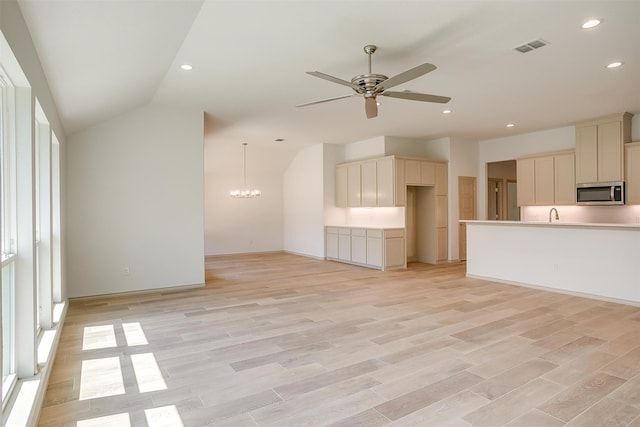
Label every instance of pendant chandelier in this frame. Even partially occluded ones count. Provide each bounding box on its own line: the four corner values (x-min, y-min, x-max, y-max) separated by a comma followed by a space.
229, 143, 261, 198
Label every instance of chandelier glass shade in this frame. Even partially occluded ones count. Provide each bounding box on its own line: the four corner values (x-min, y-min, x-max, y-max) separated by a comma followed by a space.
229, 143, 261, 198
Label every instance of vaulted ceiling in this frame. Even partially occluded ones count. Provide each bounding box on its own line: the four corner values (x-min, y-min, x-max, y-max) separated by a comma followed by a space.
17, 0, 640, 149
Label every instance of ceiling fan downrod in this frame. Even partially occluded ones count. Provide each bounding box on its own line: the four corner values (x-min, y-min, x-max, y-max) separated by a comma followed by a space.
364, 44, 377, 74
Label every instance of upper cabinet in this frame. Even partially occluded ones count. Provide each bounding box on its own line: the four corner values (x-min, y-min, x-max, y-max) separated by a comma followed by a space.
575, 113, 632, 184
335, 156, 447, 208
516, 150, 575, 206
626, 142, 640, 204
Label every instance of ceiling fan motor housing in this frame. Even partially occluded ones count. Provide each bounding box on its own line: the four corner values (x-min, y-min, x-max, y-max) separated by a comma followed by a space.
351, 74, 388, 95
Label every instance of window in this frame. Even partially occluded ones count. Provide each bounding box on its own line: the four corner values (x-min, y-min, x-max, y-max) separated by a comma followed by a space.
0, 67, 17, 403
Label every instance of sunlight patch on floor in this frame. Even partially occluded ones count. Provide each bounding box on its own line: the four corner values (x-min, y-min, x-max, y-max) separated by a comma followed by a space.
76, 412, 131, 427
82, 325, 117, 350
145, 405, 184, 427
131, 353, 167, 393
79, 357, 125, 400
122, 322, 149, 346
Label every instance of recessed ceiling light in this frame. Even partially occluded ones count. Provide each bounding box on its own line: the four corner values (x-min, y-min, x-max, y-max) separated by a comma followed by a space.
180, 64, 193, 71
442, 109, 452, 114
506, 123, 515, 128
607, 61, 623, 69
581, 19, 602, 29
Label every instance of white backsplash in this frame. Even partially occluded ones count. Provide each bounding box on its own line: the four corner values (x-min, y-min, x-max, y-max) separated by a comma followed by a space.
340, 207, 405, 227
521, 205, 640, 224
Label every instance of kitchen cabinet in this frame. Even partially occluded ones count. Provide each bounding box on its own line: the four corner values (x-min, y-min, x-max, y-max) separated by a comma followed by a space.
325, 226, 406, 270
361, 160, 377, 206
335, 156, 398, 207
516, 158, 535, 206
366, 229, 383, 267
335, 166, 348, 207
626, 142, 640, 204
338, 228, 351, 261
517, 151, 575, 206
554, 152, 576, 205
351, 228, 367, 264
435, 163, 448, 196
326, 227, 338, 259
335, 156, 446, 208
534, 156, 554, 205
575, 112, 632, 184
376, 157, 395, 206
394, 159, 406, 206
347, 163, 361, 207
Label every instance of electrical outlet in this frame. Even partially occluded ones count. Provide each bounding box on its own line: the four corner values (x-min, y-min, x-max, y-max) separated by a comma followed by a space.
123, 267, 130, 276
553, 264, 559, 272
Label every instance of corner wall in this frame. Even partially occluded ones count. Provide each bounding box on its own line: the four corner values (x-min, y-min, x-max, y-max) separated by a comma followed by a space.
67, 105, 205, 297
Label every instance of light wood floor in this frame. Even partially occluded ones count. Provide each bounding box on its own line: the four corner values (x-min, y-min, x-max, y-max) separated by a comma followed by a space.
40, 252, 640, 426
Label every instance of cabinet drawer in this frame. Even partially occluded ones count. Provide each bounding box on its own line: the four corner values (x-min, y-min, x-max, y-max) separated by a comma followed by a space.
326, 227, 338, 234
366, 229, 383, 238
351, 228, 366, 237
385, 229, 404, 238
338, 228, 351, 236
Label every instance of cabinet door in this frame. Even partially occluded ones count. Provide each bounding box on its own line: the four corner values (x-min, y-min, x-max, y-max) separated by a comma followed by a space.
376, 157, 394, 207
338, 229, 351, 261
351, 229, 367, 264
626, 143, 640, 204
516, 158, 535, 206
421, 161, 436, 185
534, 156, 555, 205
575, 124, 598, 184
598, 120, 623, 182
326, 229, 338, 259
366, 230, 383, 267
405, 160, 421, 185
394, 159, 406, 206
435, 163, 448, 196
554, 153, 575, 205
437, 227, 448, 262
436, 195, 448, 228
361, 161, 377, 206
335, 166, 347, 207
384, 236, 405, 269
347, 164, 361, 207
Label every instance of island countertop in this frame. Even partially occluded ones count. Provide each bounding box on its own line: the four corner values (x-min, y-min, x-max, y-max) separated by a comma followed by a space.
460, 220, 640, 230
463, 220, 640, 305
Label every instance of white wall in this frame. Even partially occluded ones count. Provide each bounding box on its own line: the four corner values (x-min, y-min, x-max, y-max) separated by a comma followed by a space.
449, 137, 479, 260
67, 105, 204, 297
282, 144, 326, 258
203, 136, 297, 256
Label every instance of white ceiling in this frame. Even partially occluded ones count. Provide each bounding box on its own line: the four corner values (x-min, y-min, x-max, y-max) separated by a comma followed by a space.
17, 0, 640, 149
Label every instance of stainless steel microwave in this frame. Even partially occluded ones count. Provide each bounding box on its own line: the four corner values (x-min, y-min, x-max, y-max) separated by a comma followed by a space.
576, 181, 625, 205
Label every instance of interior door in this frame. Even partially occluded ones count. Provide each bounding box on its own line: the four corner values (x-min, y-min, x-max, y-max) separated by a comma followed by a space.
458, 176, 476, 261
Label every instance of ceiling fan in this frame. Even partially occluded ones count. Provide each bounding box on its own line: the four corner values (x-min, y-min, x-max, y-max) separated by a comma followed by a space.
297, 45, 451, 119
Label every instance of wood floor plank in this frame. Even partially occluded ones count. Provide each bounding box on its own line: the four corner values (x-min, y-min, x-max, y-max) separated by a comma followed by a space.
39, 252, 640, 426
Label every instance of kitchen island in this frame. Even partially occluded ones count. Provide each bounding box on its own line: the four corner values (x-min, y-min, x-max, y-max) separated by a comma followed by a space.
462, 220, 640, 304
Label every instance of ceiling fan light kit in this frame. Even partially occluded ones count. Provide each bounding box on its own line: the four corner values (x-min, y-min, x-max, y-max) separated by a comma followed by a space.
298, 44, 451, 118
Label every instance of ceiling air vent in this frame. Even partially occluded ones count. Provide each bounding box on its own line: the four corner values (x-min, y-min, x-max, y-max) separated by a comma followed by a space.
514, 39, 549, 53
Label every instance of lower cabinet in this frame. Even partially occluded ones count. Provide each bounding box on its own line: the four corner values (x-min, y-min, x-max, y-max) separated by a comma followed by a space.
325, 226, 406, 270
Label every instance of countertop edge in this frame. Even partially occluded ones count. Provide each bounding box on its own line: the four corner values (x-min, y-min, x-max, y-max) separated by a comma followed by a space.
459, 220, 640, 230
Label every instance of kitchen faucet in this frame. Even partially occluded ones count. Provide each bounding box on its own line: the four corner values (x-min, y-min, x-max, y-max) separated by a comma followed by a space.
549, 207, 559, 223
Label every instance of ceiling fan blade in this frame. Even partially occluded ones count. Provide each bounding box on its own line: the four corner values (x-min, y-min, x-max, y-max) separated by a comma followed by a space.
374, 63, 437, 91
306, 71, 360, 90
296, 94, 355, 107
382, 91, 451, 104
365, 97, 378, 118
